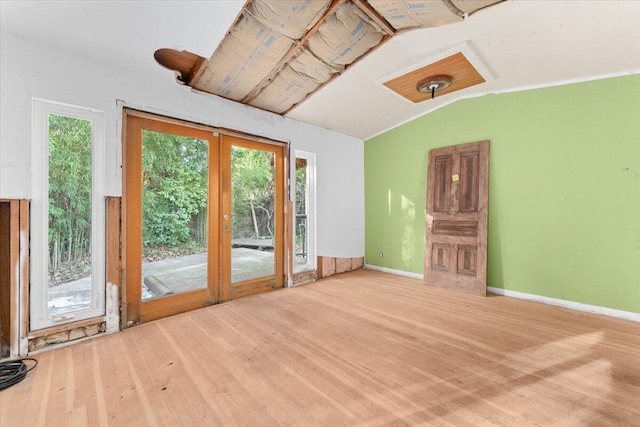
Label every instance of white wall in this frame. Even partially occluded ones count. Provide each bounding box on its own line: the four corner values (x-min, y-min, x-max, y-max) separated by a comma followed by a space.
0, 32, 364, 258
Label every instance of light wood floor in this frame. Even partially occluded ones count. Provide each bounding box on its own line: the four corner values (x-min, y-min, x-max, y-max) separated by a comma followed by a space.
2, 270, 639, 426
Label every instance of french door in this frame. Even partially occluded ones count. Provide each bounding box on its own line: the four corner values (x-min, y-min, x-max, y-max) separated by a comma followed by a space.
124, 112, 284, 325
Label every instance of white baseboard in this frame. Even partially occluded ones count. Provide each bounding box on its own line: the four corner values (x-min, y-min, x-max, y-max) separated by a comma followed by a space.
364, 264, 640, 323
487, 287, 640, 323
364, 264, 424, 280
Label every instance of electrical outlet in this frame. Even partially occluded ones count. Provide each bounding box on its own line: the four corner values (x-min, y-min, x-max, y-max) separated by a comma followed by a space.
378, 252, 383, 258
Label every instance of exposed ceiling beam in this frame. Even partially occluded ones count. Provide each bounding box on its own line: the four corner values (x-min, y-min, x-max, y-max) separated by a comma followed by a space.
442, 0, 465, 18
240, 0, 348, 104
351, 0, 396, 36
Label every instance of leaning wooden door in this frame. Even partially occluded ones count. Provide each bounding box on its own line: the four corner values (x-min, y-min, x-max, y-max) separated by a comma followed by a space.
424, 141, 489, 296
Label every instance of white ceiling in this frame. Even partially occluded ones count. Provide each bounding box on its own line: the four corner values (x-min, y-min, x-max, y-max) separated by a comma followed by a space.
2, 1, 639, 139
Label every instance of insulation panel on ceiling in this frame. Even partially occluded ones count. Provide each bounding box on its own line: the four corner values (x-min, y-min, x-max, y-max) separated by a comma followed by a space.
192, 0, 332, 101
248, 0, 331, 39
367, 0, 462, 29
307, 2, 385, 68
249, 49, 337, 113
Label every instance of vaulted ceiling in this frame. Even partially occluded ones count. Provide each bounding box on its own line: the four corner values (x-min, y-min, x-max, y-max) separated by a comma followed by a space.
2, 1, 639, 139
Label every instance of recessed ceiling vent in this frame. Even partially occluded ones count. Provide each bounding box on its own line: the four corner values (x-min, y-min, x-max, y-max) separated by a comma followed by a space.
155, 0, 507, 115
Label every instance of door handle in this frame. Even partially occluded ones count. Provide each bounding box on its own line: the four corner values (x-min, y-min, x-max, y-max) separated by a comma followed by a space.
223, 225, 230, 231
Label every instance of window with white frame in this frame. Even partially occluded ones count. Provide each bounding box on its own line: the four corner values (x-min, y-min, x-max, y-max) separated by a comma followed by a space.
293, 151, 315, 272
31, 99, 105, 330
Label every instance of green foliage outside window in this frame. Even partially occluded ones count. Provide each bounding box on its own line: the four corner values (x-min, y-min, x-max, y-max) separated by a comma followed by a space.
48, 114, 92, 278
231, 146, 275, 239
142, 131, 208, 249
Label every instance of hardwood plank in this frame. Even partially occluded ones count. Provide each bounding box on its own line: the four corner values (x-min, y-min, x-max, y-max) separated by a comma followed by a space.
2, 270, 639, 426
43, 350, 69, 426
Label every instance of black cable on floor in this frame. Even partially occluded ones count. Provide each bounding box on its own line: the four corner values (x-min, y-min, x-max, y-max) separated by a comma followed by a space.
0, 357, 38, 390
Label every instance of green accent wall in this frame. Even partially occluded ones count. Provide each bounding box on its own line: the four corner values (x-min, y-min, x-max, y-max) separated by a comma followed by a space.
365, 74, 640, 314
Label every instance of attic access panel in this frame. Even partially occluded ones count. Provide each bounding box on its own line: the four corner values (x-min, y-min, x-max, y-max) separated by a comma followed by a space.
383, 52, 486, 103
155, 0, 507, 116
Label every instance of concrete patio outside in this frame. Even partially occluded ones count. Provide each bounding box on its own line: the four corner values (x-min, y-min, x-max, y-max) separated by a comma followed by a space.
47, 247, 275, 316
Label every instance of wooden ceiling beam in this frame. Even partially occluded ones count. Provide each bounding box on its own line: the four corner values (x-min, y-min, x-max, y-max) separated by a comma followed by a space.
240, 0, 348, 104
351, 0, 396, 36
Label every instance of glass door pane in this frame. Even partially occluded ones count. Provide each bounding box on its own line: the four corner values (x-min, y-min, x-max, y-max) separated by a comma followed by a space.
230, 145, 275, 283
141, 130, 209, 299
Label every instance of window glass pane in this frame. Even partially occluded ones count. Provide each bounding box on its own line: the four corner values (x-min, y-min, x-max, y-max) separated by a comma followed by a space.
141, 130, 209, 299
295, 158, 308, 267
47, 114, 93, 315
